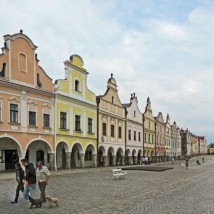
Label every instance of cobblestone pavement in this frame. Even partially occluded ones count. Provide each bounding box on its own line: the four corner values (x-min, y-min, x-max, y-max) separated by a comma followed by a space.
0, 156, 214, 214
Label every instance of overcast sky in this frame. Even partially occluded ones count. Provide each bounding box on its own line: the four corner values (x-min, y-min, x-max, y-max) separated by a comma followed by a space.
1, 0, 214, 143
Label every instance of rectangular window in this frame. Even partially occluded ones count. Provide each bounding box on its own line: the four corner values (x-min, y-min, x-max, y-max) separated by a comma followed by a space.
75, 115, 81, 131
111, 125, 114, 137
88, 118, 93, 133
60, 112, 67, 129
43, 114, 50, 128
138, 132, 141, 141
128, 130, 131, 140
10, 104, 18, 123
148, 134, 150, 143
152, 135, 154, 143
118, 127, 122, 138
134, 131, 136, 141
85, 150, 92, 161
102, 123, 106, 136
144, 133, 146, 143
29, 111, 36, 126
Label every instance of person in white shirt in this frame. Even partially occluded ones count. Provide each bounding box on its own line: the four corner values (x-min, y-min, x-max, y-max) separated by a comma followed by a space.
36, 161, 50, 202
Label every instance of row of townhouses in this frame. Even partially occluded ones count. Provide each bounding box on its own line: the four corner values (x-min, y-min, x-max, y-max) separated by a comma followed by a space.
0, 31, 207, 171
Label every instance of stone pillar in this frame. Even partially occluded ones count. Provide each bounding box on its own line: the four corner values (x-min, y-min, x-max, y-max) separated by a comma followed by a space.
92, 154, 97, 168
103, 156, 108, 167
122, 156, 125, 166
48, 153, 55, 171
80, 153, 85, 168
128, 156, 132, 165
112, 155, 116, 166
65, 152, 71, 169
18, 152, 26, 171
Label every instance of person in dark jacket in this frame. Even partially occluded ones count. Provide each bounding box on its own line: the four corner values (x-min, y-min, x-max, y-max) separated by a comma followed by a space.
11, 163, 24, 204
21, 158, 36, 200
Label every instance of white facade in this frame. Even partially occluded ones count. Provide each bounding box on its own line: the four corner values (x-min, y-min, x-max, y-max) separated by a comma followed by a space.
123, 93, 143, 165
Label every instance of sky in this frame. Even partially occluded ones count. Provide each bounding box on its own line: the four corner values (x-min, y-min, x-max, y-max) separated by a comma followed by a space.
0, 0, 214, 143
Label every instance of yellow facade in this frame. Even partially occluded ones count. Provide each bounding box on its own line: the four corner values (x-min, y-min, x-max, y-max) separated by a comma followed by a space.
55, 55, 97, 169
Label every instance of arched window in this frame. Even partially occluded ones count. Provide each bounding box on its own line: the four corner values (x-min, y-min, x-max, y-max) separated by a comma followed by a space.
75, 80, 79, 91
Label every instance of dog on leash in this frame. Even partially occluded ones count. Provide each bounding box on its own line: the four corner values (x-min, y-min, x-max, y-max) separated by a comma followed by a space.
28, 195, 42, 209
46, 195, 59, 208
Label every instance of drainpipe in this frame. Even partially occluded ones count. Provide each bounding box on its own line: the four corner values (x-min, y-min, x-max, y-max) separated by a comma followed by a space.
124, 108, 127, 165
96, 97, 100, 167
154, 122, 157, 163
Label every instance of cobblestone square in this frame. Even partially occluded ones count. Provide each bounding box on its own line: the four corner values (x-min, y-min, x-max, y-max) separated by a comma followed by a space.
0, 157, 214, 214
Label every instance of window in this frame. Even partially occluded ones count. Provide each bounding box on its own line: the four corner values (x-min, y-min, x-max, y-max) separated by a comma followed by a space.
75, 80, 80, 91
111, 125, 114, 137
29, 111, 36, 126
118, 127, 122, 138
111, 96, 114, 104
43, 114, 50, 128
88, 118, 93, 133
148, 134, 150, 143
85, 150, 92, 161
134, 131, 136, 141
102, 123, 106, 136
60, 112, 67, 129
10, 104, 18, 123
138, 132, 141, 141
75, 115, 81, 131
134, 111, 136, 117
144, 133, 146, 143
149, 122, 150, 129
128, 130, 131, 140
152, 135, 154, 143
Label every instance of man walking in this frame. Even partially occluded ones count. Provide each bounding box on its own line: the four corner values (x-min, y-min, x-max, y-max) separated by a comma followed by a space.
36, 161, 50, 202
21, 158, 36, 200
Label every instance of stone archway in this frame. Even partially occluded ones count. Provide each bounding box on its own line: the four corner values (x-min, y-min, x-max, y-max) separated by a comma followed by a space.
56, 141, 69, 170
108, 147, 114, 166
98, 146, 105, 167
85, 144, 96, 168
0, 136, 22, 171
125, 149, 131, 165
116, 148, 123, 166
132, 149, 136, 165
27, 139, 53, 169
71, 143, 83, 168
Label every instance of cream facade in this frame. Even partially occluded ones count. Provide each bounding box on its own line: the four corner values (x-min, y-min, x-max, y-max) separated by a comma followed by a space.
164, 114, 171, 160
143, 97, 156, 162
54, 55, 97, 170
123, 93, 143, 165
97, 74, 126, 167
0, 31, 55, 171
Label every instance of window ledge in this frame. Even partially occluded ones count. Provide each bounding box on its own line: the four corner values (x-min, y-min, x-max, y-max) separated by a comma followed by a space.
87, 132, 95, 135
43, 127, 52, 130
9, 122, 20, 125
75, 130, 82, 133
60, 128, 69, 131
28, 125, 38, 128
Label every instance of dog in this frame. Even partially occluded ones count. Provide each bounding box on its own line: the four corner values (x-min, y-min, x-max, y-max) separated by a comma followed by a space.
46, 195, 59, 208
28, 195, 42, 209
181, 162, 185, 167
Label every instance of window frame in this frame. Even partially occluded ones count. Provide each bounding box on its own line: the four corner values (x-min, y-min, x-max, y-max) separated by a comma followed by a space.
10, 103, 18, 123
60, 112, 67, 129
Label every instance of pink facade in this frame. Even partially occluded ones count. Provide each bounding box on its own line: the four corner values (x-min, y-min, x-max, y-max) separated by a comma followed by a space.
0, 30, 55, 171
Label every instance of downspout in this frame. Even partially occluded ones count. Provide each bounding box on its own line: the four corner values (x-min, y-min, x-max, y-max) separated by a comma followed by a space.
96, 97, 100, 167
124, 108, 127, 165
154, 121, 157, 163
